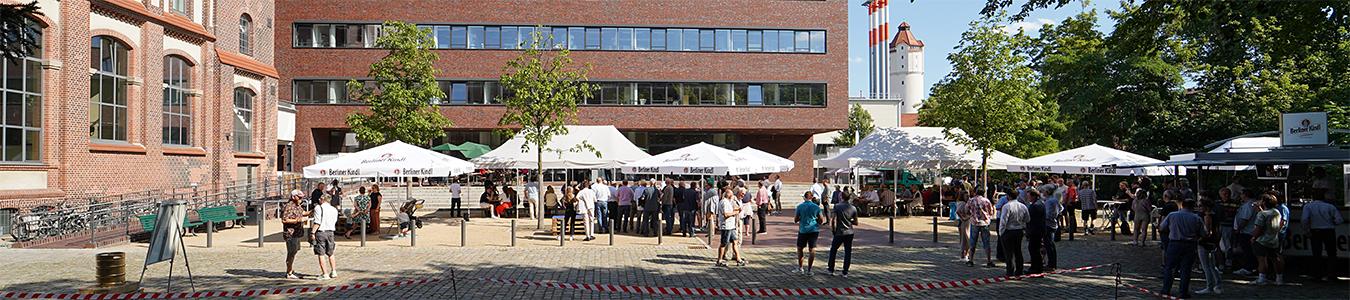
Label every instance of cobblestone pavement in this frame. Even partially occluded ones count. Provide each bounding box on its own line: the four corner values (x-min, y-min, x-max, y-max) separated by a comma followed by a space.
0, 216, 1345, 299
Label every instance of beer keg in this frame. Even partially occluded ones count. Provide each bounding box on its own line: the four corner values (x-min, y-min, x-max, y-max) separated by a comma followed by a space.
95, 252, 126, 287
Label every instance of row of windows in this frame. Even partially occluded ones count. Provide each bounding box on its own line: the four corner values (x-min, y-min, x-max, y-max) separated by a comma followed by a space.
2, 19, 42, 162
293, 79, 827, 107
295, 23, 827, 53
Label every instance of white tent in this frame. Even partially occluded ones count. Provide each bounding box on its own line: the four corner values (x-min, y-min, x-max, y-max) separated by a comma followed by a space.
826, 167, 881, 176
818, 127, 1023, 170
735, 147, 795, 173
302, 140, 476, 178
1164, 137, 1280, 171
472, 125, 650, 169
1006, 144, 1183, 176
622, 142, 772, 176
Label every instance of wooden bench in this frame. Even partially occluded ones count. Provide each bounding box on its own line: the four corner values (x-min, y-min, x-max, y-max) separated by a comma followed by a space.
138, 214, 202, 237
197, 206, 247, 229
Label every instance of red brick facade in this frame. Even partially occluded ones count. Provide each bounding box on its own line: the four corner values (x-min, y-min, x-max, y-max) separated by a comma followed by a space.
0, 0, 278, 209
277, 0, 848, 183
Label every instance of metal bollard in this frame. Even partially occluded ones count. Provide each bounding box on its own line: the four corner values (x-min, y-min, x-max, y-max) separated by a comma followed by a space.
559, 220, 565, 247
608, 221, 614, 246
889, 215, 895, 244
657, 214, 663, 245
410, 218, 417, 247
751, 217, 757, 245
1110, 219, 1117, 241
257, 202, 265, 248
207, 221, 214, 248
360, 220, 367, 247
510, 219, 516, 247
931, 215, 938, 243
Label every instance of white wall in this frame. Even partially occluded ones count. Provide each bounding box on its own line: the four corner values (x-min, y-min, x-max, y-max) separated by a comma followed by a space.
163, 35, 203, 63
0, 171, 47, 190
276, 109, 295, 142
91, 13, 142, 48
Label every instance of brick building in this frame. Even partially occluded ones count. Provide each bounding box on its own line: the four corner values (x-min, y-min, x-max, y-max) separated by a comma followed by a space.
277, 0, 848, 182
0, 0, 279, 209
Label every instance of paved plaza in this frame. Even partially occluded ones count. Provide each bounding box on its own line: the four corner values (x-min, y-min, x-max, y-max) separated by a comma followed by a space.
1, 214, 1346, 299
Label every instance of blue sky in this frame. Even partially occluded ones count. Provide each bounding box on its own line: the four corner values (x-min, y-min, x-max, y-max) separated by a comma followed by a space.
846, 0, 1115, 98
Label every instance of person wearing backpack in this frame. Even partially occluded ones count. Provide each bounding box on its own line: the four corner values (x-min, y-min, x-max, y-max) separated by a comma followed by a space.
1249, 194, 1286, 285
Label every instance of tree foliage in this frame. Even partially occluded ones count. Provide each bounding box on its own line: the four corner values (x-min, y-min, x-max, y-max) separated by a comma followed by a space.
1, 1, 42, 61
345, 21, 453, 146
833, 103, 876, 147
497, 27, 599, 157
919, 15, 1062, 173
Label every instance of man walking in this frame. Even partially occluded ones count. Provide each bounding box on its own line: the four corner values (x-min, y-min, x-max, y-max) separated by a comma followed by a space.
1000, 190, 1030, 276
1159, 199, 1204, 298
1301, 194, 1343, 281
828, 195, 858, 277
310, 193, 339, 280
966, 188, 995, 267
795, 191, 826, 275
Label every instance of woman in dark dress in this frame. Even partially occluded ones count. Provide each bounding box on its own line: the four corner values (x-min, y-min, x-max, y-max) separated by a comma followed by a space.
368, 185, 382, 233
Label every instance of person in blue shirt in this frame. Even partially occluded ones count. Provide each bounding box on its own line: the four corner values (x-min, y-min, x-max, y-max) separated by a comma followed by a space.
794, 191, 827, 275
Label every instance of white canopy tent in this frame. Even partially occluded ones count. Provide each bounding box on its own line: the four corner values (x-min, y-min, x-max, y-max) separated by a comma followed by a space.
302, 140, 476, 178
818, 127, 1024, 170
1164, 137, 1280, 171
735, 147, 795, 173
1006, 144, 1184, 176
472, 125, 650, 169
622, 142, 773, 176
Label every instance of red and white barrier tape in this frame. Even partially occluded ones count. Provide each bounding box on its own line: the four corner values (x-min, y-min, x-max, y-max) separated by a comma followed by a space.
477, 264, 1110, 296
1119, 282, 1182, 300
0, 278, 439, 299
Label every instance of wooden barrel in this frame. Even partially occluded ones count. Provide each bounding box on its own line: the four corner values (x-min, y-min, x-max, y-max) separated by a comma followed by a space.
95, 252, 125, 287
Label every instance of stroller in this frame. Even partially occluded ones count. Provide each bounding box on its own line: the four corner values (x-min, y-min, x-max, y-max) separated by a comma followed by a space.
391, 198, 425, 237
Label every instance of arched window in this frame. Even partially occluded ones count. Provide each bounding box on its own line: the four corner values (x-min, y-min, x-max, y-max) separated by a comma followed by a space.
239, 14, 252, 55
2, 18, 43, 161
233, 87, 254, 152
162, 56, 192, 146
90, 36, 129, 141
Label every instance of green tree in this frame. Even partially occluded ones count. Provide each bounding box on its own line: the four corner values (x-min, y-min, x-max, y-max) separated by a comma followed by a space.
345, 21, 453, 146
833, 103, 875, 147
497, 27, 598, 228
919, 15, 1062, 187
1, 1, 42, 61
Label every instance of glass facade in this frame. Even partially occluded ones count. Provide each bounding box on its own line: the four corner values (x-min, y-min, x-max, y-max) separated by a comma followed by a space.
294, 79, 826, 107
162, 56, 192, 146
293, 23, 827, 54
2, 19, 41, 162
90, 36, 129, 142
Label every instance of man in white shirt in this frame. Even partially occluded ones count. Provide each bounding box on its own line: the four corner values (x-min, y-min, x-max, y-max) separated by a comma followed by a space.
591, 178, 611, 233
772, 175, 784, 213
524, 180, 539, 220
449, 180, 463, 218
576, 181, 597, 241
310, 195, 340, 280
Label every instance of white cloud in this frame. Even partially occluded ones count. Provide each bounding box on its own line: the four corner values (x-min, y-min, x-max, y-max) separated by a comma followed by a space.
1002, 18, 1055, 34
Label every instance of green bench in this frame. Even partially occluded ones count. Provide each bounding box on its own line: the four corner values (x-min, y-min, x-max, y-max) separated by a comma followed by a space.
197, 206, 247, 229
137, 214, 202, 237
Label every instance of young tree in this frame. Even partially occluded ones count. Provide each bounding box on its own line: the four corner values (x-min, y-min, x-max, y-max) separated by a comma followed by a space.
345, 21, 452, 146
833, 103, 875, 147
1, 1, 42, 61
497, 28, 598, 228
919, 15, 1062, 190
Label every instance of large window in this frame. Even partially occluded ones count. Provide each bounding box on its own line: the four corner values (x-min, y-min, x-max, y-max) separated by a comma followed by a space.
162, 56, 192, 146
295, 79, 828, 107
2, 19, 42, 162
90, 36, 129, 142
293, 23, 828, 53
239, 14, 252, 55
233, 88, 254, 152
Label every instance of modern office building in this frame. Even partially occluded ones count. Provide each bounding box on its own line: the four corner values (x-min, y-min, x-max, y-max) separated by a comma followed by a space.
277, 0, 847, 182
0, 0, 279, 209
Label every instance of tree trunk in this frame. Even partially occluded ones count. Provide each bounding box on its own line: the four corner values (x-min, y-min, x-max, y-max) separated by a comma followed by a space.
537, 144, 545, 229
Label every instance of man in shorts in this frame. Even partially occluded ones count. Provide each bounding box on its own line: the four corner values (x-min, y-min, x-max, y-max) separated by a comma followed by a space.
1250, 194, 1286, 285
280, 190, 309, 279
311, 194, 339, 280
794, 191, 826, 275
715, 188, 743, 266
